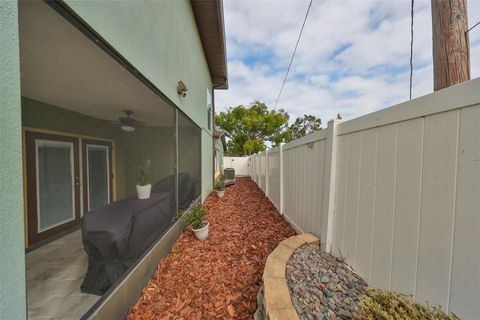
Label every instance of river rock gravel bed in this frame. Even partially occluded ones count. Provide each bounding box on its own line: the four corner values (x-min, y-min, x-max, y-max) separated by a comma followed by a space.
286, 245, 368, 320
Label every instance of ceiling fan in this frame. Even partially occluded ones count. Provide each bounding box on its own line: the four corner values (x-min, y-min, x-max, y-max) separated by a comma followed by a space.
113, 110, 145, 132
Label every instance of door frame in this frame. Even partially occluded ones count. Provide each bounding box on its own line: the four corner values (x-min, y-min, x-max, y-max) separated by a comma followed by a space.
82, 139, 113, 213
25, 131, 81, 245
22, 127, 116, 247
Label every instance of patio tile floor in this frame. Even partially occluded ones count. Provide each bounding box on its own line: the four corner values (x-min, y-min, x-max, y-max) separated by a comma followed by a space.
128, 177, 296, 319
26, 230, 100, 320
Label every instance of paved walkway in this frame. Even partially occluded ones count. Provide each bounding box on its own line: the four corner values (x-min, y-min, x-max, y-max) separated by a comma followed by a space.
127, 177, 296, 319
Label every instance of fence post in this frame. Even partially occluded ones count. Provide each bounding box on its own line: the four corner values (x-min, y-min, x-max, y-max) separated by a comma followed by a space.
255, 152, 261, 182
253, 154, 256, 180
265, 149, 269, 198
321, 119, 340, 252
280, 143, 285, 215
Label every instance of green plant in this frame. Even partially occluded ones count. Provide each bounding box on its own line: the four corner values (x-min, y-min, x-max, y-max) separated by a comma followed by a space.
181, 205, 207, 229
137, 158, 151, 186
336, 244, 348, 262
356, 288, 459, 320
214, 179, 225, 191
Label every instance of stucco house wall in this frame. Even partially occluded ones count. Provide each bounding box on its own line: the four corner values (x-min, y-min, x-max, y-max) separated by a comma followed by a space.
0, 2, 27, 319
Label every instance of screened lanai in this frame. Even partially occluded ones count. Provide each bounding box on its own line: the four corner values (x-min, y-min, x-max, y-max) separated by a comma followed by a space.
19, 1, 201, 318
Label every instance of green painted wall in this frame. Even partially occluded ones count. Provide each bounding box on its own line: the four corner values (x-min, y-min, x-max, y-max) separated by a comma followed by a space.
22, 98, 179, 201
122, 126, 175, 197
0, 1, 27, 319
64, 0, 215, 199
202, 131, 214, 200
22, 98, 127, 199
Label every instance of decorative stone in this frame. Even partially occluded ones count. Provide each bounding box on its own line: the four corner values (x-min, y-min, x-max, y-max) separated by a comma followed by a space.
285, 244, 368, 320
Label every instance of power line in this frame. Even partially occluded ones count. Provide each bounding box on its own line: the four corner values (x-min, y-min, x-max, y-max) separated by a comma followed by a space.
409, 0, 414, 100
466, 20, 480, 34
274, 0, 313, 109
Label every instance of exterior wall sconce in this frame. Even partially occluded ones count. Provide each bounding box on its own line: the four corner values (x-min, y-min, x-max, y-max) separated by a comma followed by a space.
177, 80, 188, 97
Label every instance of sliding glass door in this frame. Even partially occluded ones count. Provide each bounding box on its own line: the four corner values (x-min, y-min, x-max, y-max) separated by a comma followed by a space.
26, 132, 81, 245
82, 139, 113, 212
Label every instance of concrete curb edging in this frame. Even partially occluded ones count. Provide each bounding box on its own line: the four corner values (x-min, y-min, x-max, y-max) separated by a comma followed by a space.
261, 233, 320, 320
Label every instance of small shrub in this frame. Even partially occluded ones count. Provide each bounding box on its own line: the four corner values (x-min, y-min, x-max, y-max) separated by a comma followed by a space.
214, 179, 225, 191
336, 244, 348, 262
356, 288, 459, 320
181, 204, 207, 229
137, 158, 151, 186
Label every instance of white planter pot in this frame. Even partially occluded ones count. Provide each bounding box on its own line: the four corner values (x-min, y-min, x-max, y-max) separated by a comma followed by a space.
217, 190, 225, 198
136, 184, 151, 199
192, 221, 209, 241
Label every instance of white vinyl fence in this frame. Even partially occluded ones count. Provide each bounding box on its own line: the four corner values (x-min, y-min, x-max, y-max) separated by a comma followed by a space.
249, 78, 480, 319
223, 156, 249, 176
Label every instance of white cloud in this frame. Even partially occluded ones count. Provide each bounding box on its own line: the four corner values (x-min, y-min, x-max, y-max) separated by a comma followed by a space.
217, 0, 480, 124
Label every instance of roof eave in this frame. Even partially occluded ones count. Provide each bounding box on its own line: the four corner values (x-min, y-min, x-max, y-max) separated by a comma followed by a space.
191, 0, 228, 90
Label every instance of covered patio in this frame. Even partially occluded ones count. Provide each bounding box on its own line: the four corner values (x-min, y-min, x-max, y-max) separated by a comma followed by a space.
19, 1, 201, 318
128, 177, 296, 319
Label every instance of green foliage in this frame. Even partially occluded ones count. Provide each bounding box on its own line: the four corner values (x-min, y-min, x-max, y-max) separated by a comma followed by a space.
286, 114, 322, 142
357, 288, 459, 320
215, 100, 290, 156
336, 244, 348, 262
243, 139, 265, 155
171, 248, 178, 258
137, 158, 151, 186
214, 179, 225, 191
214, 175, 226, 191
181, 205, 207, 230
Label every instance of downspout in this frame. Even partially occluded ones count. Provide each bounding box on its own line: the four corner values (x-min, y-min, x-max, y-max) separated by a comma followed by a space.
211, 82, 225, 186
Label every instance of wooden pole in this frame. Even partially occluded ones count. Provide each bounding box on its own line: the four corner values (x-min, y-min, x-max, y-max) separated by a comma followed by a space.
431, 0, 470, 91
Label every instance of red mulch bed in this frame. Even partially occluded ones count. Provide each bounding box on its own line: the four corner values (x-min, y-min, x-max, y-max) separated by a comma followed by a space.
127, 177, 296, 320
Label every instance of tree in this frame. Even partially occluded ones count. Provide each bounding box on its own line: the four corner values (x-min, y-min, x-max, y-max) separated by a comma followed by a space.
286, 114, 322, 142
215, 101, 290, 156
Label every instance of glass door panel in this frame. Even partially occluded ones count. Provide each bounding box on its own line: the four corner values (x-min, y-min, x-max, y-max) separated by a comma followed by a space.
82, 139, 113, 213
36, 140, 76, 231
86, 145, 110, 210
25, 131, 81, 246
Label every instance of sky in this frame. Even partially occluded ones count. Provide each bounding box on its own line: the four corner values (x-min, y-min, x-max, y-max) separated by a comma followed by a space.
215, 0, 480, 124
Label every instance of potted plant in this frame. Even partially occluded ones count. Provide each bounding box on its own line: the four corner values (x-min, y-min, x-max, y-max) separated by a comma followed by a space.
136, 158, 151, 199
181, 205, 209, 240
214, 178, 225, 198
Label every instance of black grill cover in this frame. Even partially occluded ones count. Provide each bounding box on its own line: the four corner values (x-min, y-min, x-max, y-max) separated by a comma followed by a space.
80, 192, 173, 295
152, 173, 195, 210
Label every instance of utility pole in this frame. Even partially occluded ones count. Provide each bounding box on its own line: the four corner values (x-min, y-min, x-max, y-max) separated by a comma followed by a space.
431, 0, 470, 91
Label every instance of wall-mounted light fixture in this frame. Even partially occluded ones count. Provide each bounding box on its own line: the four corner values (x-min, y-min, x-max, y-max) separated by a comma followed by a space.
177, 80, 188, 97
